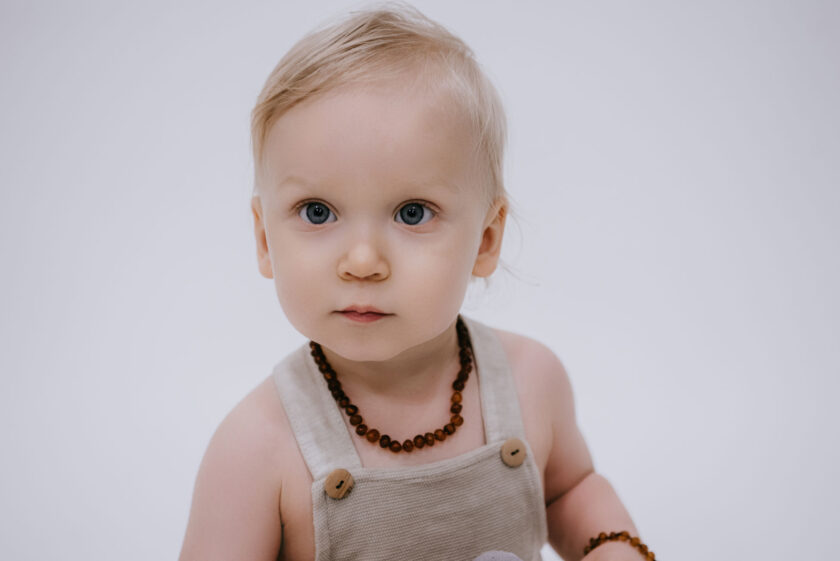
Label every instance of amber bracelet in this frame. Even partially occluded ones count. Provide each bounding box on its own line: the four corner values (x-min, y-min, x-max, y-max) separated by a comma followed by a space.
583, 531, 655, 560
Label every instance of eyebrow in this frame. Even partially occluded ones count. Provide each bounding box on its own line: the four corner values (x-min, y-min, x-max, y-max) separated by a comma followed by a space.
276, 174, 463, 193
277, 175, 317, 190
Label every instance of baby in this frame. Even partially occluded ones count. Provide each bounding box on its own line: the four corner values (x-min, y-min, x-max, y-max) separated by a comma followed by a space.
179, 4, 646, 561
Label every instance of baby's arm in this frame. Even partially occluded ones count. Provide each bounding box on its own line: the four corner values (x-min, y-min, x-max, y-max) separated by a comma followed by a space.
179, 382, 285, 561
537, 347, 642, 561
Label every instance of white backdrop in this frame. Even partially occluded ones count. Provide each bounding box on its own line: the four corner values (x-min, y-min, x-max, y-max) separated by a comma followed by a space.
1, 1, 838, 560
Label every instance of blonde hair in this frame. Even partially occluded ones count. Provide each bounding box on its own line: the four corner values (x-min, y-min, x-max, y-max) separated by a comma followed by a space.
249, 2, 508, 212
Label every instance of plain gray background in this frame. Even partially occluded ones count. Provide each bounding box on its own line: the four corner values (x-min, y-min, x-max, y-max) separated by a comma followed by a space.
1, 1, 838, 559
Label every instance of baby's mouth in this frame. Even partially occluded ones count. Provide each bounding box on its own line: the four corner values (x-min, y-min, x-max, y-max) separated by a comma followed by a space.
337, 308, 393, 322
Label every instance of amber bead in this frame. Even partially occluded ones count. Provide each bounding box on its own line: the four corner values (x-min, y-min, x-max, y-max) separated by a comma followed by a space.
434, 429, 446, 441
630, 537, 640, 546
444, 423, 455, 435
389, 440, 402, 453
413, 435, 426, 449
331, 389, 342, 400
450, 403, 462, 414
349, 414, 362, 426
424, 432, 435, 446
452, 380, 465, 391
451, 414, 463, 426
338, 397, 350, 408
327, 380, 340, 391
402, 439, 414, 452
379, 434, 391, 448
323, 371, 335, 381
451, 392, 462, 403
345, 405, 358, 415
355, 424, 367, 436
366, 429, 380, 442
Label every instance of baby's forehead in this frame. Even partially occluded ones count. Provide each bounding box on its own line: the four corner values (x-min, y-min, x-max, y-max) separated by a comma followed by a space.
263, 81, 487, 204
305, 67, 471, 121
270, 75, 479, 157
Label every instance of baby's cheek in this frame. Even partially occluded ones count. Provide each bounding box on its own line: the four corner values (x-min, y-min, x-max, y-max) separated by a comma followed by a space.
406, 249, 472, 304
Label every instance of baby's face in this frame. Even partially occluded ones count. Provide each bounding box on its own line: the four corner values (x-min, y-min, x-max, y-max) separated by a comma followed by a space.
252, 82, 503, 362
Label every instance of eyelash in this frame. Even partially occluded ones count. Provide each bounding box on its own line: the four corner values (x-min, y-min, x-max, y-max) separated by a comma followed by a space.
294, 200, 437, 226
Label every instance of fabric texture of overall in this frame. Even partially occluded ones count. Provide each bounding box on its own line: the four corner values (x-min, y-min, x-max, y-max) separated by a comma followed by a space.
272, 314, 548, 561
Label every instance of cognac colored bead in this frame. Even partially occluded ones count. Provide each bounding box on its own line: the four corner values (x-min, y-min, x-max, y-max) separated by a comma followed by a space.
331, 389, 343, 400
355, 424, 367, 436
379, 434, 391, 448
322, 371, 335, 381
366, 429, 380, 442
452, 380, 465, 391
389, 440, 402, 453
451, 414, 463, 426
630, 537, 640, 546
338, 397, 350, 408
424, 432, 435, 446
345, 405, 358, 415
450, 403, 462, 414
349, 414, 362, 426
444, 423, 456, 435
327, 379, 340, 391
434, 429, 446, 441
451, 391, 462, 403
402, 439, 414, 452
413, 435, 426, 449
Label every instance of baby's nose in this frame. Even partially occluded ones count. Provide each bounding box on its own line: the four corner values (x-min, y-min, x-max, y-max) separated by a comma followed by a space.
337, 239, 389, 281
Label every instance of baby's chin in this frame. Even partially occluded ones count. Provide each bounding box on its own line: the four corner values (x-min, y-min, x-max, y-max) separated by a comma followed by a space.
315, 336, 409, 365
291, 319, 405, 362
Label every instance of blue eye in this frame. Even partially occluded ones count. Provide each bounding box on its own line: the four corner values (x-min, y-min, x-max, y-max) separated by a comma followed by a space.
299, 202, 335, 225
396, 202, 434, 226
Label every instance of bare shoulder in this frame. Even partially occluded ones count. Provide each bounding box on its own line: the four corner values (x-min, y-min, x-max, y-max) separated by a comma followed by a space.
179, 375, 293, 561
490, 327, 594, 504
490, 327, 570, 396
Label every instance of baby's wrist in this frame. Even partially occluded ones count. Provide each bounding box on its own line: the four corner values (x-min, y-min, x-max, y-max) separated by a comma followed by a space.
582, 540, 650, 561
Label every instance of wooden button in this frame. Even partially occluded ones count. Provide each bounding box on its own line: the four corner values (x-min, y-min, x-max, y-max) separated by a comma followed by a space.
324, 468, 354, 499
500, 438, 526, 467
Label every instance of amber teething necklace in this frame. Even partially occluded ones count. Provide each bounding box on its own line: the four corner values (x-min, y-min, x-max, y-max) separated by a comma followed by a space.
308, 315, 473, 453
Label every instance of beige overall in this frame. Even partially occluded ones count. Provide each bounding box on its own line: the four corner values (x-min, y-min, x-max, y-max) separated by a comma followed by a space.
272, 314, 548, 561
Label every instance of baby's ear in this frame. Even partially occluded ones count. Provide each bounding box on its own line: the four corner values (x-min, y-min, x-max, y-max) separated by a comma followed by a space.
251, 195, 274, 279
472, 197, 507, 278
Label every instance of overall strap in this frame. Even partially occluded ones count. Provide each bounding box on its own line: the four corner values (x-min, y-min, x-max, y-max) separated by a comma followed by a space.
272, 343, 362, 482
460, 315, 527, 443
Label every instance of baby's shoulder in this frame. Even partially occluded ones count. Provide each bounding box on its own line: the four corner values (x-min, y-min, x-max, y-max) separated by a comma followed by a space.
490, 326, 570, 392
221, 375, 298, 460
202, 376, 293, 481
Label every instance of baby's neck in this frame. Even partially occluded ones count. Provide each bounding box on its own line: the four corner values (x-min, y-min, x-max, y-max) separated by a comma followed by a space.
319, 319, 462, 403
